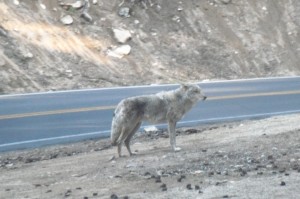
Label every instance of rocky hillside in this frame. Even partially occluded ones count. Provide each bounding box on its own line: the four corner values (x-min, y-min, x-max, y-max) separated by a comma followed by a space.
1, 0, 300, 94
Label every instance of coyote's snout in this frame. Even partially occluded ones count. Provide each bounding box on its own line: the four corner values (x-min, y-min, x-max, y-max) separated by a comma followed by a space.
111, 84, 207, 157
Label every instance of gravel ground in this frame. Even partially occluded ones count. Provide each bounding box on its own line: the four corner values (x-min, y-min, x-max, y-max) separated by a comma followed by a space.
1, 114, 300, 199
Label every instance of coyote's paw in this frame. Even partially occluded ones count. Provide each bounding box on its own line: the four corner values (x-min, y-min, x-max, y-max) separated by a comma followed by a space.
173, 147, 182, 152
129, 151, 138, 156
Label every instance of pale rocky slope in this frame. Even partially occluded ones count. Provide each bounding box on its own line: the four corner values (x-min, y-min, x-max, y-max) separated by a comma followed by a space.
1, 0, 300, 94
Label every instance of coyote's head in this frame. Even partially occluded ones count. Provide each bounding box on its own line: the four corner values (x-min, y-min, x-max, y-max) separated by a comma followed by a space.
181, 84, 207, 103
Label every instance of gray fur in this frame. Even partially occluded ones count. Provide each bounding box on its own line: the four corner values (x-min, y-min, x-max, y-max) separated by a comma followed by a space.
111, 84, 207, 157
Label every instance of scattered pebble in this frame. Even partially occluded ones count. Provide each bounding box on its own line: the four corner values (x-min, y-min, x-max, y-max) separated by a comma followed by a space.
60, 15, 73, 25
279, 168, 286, 173
155, 176, 161, 183
186, 184, 192, 190
195, 185, 200, 190
111, 194, 118, 199
177, 175, 186, 182
118, 7, 130, 18
280, 181, 286, 186
64, 189, 72, 197
161, 183, 167, 191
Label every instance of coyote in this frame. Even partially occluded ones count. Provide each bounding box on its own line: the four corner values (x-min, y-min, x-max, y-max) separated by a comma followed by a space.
111, 84, 207, 157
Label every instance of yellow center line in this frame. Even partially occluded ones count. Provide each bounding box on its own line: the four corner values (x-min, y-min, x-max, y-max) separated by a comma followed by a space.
209, 90, 300, 100
0, 90, 300, 120
0, 105, 116, 120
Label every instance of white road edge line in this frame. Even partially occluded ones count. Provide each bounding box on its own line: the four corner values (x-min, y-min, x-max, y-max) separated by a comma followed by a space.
1, 109, 300, 148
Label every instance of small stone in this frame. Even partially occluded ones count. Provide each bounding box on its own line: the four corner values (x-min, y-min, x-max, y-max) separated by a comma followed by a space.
118, 7, 130, 17
267, 155, 273, 160
13, 0, 19, 5
107, 45, 131, 58
83, 197, 89, 199
93, 193, 98, 196
111, 194, 118, 199
72, 1, 83, 9
113, 28, 132, 43
208, 171, 214, 176
40, 3, 46, 9
177, 6, 183, 11
223, 195, 229, 198
160, 183, 167, 188
279, 168, 286, 173
81, 12, 93, 22
161, 184, 167, 191
186, 184, 192, 190
155, 176, 161, 183
195, 185, 200, 190
257, 171, 263, 175
60, 15, 73, 25
65, 189, 72, 197
123, 196, 129, 199
221, 0, 232, 4
280, 181, 286, 186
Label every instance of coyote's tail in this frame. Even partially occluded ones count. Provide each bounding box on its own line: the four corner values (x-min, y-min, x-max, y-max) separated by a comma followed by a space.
111, 115, 121, 146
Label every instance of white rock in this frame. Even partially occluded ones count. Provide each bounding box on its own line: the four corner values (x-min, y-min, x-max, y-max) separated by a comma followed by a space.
113, 28, 132, 43
72, 0, 83, 9
144, 126, 158, 132
107, 45, 131, 58
40, 3, 46, 9
60, 15, 73, 25
24, 52, 33, 58
13, 0, 19, 5
118, 7, 130, 17
92, 0, 98, 5
194, 170, 204, 174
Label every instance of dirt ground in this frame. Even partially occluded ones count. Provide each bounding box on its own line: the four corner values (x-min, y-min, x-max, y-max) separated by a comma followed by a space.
1, 114, 300, 199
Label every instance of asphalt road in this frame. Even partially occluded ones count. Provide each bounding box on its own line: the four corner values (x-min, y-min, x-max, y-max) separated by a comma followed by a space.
1, 77, 300, 152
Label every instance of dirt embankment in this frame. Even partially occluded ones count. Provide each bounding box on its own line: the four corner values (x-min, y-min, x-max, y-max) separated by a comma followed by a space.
1, 0, 300, 94
1, 114, 300, 199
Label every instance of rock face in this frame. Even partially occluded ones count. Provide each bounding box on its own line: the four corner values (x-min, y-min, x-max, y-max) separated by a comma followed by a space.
0, 0, 300, 94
